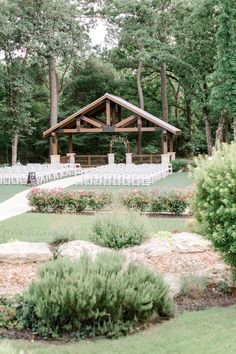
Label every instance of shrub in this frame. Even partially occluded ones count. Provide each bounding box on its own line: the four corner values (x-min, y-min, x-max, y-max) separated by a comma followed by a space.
20, 254, 174, 338
171, 158, 189, 172
180, 275, 207, 299
90, 208, 150, 249
190, 144, 236, 268
0, 296, 18, 329
121, 190, 150, 211
151, 190, 190, 215
28, 188, 112, 213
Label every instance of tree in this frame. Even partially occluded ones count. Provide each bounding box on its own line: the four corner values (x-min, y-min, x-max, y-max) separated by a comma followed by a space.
210, 0, 236, 145
0, 1, 34, 164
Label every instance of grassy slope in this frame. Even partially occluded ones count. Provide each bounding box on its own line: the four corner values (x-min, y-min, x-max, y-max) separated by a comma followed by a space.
3, 305, 236, 354
0, 213, 187, 243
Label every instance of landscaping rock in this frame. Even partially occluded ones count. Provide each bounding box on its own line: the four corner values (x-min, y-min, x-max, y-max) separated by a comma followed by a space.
58, 240, 112, 261
0, 241, 52, 264
163, 273, 182, 298
121, 237, 171, 260
171, 232, 212, 253
197, 264, 232, 285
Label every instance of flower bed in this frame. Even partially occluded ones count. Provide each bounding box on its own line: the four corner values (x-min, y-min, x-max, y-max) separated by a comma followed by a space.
121, 189, 191, 215
28, 188, 112, 213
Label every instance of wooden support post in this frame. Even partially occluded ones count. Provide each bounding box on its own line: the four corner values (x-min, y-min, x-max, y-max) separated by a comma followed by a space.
76, 117, 81, 132
137, 116, 142, 154
68, 134, 73, 153
88, 155, 91, 167
169, 135, 174, 153
51, 133, 58, 155
162, 131, 168, 154
106, 99, 111, 126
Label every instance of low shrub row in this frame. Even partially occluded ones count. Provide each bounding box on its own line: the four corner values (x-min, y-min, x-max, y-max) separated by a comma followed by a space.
121, 190, 191, 215
28, 188, 112, 213
2, 255, 174, 339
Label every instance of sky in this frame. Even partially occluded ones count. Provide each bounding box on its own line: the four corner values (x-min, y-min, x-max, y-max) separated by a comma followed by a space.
89, 20, 107, 46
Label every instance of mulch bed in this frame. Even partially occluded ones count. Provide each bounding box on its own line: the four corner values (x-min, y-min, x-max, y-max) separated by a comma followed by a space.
176, 286, 236, 312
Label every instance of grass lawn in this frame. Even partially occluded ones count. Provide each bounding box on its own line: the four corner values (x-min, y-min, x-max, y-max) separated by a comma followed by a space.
2, 305, 236, 354
0, 185, 30, 203
0, 213, 188, 243
67, 172, 192, 195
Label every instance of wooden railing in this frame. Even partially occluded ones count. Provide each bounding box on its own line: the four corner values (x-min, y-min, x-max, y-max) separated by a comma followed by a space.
132, 154, 161, 164
60, 155, 70, 164
75, 155, 108, 167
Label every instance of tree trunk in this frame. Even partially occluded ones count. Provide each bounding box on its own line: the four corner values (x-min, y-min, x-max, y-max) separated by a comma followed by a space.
160, 63, 168, 122
215, 115, 225, 147
48, 58, 58, 155
203, 106, 212, 156
234, 115, 236, 144
12, 131, 18, 165
137, 60, 144, 154
185, 97, 193, 155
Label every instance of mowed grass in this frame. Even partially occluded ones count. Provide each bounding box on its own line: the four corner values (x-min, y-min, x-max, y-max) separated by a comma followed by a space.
67, 172, 192, 196
0, 185, 30, 203
3, 305, 236, 354
0, 213, 187, 243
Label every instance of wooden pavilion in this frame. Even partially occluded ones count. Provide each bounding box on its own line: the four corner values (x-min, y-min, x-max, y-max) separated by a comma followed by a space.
43, 93, 181, 166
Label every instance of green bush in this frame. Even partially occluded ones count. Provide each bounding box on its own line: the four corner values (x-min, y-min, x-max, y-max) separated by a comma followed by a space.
151, 191, 190, 215
180, 275, 207, 299
20, 254, 174, 338
191, 144, 236, 268
0, 296, 18, 329
121, 190, 150, 211
171, 158, 189, 172
28, 188, 112, 213
90, 208, 149, 249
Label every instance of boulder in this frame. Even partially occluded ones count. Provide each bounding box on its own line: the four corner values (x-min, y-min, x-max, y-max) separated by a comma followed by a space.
122, 237, 171, 260
58, 240, 111, 261
0, 241, 52, 264
196, 264, 232, 285
171, 233, 212, 253
163, 273, 182, 298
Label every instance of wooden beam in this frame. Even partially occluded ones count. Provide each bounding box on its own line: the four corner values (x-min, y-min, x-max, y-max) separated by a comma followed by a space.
57, 129, 77, 134
115, 115, 137, 128
162, 130, 168, 154
80, 128, 102, 133
81, 116, 103, 128
106, 99, 111, 126
51, 134, 58, 155
115, 127, 159, 132
169, 135, 174, 152
76, 118, 81, 132
68, 134, 73, 153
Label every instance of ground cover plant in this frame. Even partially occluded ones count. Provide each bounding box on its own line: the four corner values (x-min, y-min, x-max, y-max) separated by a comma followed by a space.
17, 254, 173, 338
191, 144, 236, 268
2, 305, 236, 354
28, 188, 112, 213
91, 208, 150, 249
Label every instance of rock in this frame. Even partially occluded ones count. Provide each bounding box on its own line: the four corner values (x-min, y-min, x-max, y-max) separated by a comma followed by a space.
121, 238, 171, 260
171, 233, 212, 253
196, 264, 233, 285
0, 241, 52, 264
58, 240, 111, 261
163, 273, 182, 298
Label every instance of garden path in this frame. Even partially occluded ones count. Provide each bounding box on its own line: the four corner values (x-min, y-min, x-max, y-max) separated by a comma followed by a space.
0, 175, 83, 222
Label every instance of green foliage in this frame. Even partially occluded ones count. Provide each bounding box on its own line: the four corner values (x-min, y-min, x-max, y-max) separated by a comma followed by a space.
171, 159, 189, 172
91, 208, 150, 249
180, 275, 207, 299
121, 190, 150, 211
151, 190, 190, 215
191, 144, 236, 267
20, 254, 174, 338
28, 188, 112, 213
0, 296, 18, 329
